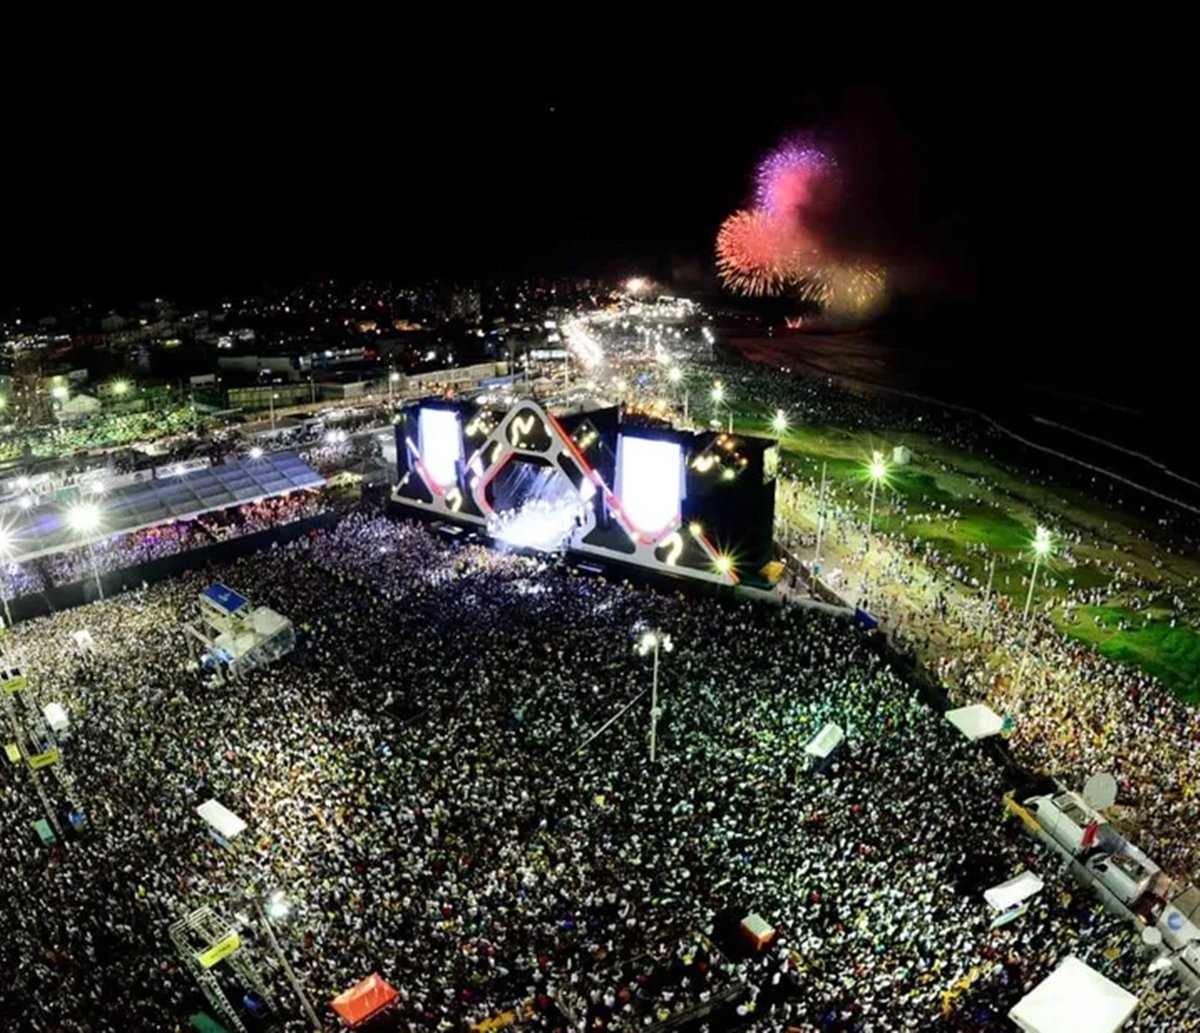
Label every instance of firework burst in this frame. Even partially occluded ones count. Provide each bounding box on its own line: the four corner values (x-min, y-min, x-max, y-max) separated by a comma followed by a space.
755, 142, 832, 219
715, 209, 802, 297
796, 262, 886, 315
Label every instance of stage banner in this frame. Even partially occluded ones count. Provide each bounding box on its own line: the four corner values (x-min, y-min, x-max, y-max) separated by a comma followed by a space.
198, 932, 241, 969
28, 748, 60, 770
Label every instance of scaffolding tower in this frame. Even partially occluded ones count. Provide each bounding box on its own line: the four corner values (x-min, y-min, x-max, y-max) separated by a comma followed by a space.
170, 906, 277, 1033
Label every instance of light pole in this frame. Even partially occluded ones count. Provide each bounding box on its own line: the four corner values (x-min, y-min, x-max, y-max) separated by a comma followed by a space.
67, 502, 104, 600
389, 369, 401, 405
668, 366, 688, 424
711, 381, 731, 433
867, 451, 887, 539
635, 629, 673, 763
268, 391, 280, 431
1022, 525, 1053, 623
813, 460, 828, 580
254, 891, 322, 1032
0, 527, 15, 627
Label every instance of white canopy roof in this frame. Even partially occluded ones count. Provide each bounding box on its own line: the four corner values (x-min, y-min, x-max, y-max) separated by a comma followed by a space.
985, 871, 1044, 912
804, 722, 845, 760
196, 799, 247, 841
1009, 956, 1138, 1033
946, 703, 1004, 741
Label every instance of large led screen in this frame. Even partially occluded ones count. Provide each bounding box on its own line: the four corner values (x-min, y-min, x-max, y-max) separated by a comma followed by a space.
615, 434, 683, 537
418, 408, 463, 489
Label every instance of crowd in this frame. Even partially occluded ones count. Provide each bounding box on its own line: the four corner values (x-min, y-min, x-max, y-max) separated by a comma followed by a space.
2, 491, 332, 602
774, 459, 1200, 885
1, 513, 1191, 1031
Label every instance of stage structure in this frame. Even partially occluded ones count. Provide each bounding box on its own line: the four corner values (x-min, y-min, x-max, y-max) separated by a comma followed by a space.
185, 584, 295, 681
170, 906, 276, 1033
391, 398, 777, 587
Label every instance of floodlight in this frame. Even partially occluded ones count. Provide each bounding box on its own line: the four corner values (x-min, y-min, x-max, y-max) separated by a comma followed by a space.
265, 890, 290, 920
869, 451, 886, 482
1034, 525, 1052, 556
67, 502, 101, 534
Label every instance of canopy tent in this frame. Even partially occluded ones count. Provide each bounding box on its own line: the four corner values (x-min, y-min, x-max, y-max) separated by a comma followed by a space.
985, 871, 1044, 912
1008, 956, 1138, 1033
946, 703, 1005, 741
196, 799, 247, 846
331, 973, 399, 1028
804, 722, 845, 759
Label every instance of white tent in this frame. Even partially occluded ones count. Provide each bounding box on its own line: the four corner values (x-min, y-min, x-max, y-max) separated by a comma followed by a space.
985, 871, 1044, 912
804, 722, 845, 759
196, 799, 247, 844
946, 703, 1004, 741
1008, 956, 1138, 1033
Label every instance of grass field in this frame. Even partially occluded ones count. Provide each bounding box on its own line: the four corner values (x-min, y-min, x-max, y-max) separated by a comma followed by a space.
729, 406, 1200, 702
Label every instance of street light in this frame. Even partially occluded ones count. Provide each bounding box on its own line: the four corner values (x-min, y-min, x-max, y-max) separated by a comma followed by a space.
771, 409, 789, 436
51, 384, 68, 402
668, 367, 688, 424
711, 381, 732, 433
252, 891, 322, 1031
867, 450, 887, 539
112, 379, 131, 397
635, 629, 673, 763
66, 502, 104, 600
1023, 525, 1053, 622
0, 526, 16, 627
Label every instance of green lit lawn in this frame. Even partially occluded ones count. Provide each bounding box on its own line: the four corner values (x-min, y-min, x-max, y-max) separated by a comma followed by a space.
732, 408, 1200, 701
1068, 606, 1200, 704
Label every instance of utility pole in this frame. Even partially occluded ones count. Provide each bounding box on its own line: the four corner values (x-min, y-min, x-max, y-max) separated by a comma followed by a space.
255, 902, 322, 1032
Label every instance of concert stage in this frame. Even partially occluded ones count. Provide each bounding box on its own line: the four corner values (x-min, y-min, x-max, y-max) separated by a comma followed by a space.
390, 398, 777, 588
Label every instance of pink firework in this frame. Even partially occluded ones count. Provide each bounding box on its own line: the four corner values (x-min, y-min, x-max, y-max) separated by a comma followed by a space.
716, 209, 800, 297
754, 142, 833, 220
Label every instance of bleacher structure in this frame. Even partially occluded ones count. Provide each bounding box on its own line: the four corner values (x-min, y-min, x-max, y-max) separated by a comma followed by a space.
184, 583, 295, 681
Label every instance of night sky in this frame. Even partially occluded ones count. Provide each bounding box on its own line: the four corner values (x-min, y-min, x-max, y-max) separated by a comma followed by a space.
5, 79, 978, 313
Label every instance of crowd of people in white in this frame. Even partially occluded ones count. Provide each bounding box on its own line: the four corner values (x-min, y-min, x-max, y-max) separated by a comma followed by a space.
2, 513, 1194, 1031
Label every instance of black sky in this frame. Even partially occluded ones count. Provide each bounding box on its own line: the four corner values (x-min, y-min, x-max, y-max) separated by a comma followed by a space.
3, 74, 978, 313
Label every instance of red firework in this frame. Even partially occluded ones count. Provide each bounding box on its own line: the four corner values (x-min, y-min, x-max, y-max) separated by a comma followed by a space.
716, 210, 814, 297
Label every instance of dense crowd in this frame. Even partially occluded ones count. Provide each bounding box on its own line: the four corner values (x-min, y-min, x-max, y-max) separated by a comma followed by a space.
774, 463, 1200, 885
2, 491, 331, 601
1, 514, 1191, 1031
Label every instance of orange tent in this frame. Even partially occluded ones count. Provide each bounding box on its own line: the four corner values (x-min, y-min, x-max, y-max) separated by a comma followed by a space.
330, 973, 399, 1028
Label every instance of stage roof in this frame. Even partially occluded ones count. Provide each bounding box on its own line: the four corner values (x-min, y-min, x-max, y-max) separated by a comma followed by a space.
8, 453, 324, 562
